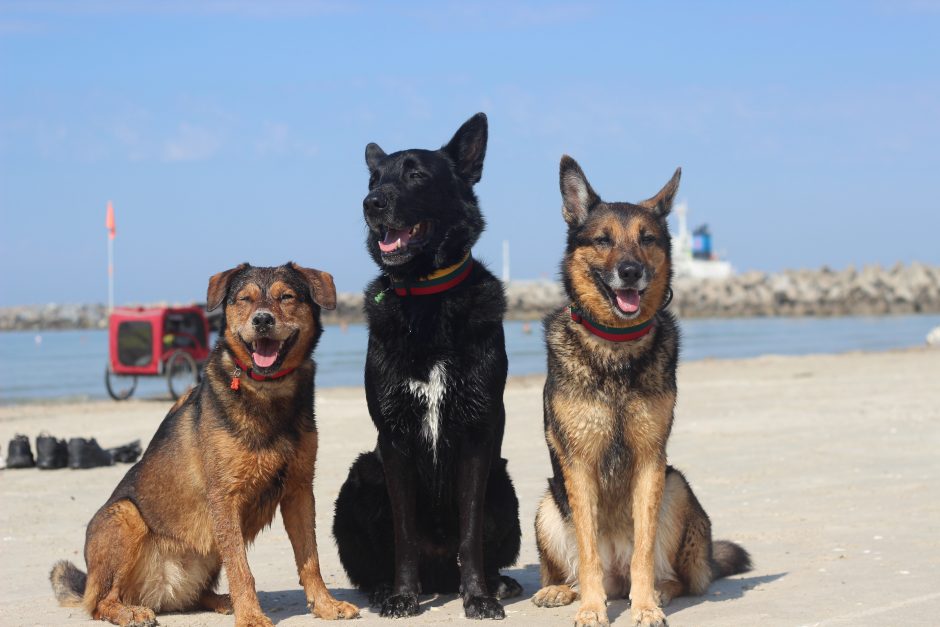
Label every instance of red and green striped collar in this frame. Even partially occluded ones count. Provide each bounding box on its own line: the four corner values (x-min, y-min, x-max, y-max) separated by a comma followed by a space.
569, 305, 654, 342
391, 253, 474, 297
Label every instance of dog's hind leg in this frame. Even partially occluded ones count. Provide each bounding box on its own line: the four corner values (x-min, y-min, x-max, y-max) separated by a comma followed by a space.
332, 451, 396, 604
483, 458, 523, 600
532, 490, 579, 608
83, 500, 157, 627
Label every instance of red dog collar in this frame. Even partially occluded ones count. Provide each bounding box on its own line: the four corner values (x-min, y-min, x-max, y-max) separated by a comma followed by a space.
391, 253, 474, 297
569, 305, 654, 342
230, 356, 297, 390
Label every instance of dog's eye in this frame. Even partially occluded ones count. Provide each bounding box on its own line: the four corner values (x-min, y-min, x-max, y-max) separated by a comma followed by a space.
640, 233, 657, 245
593, 235, 611, 247
279, 293, 295, 302
409, 170, 424, 180
237, 295, 251, 303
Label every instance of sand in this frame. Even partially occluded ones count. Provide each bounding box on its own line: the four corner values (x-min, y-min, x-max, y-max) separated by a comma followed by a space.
1, 348, 939, 626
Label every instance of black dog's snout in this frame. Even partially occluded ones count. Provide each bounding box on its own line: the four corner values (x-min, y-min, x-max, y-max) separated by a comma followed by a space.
252, 311, 275, 332
617, 262, 644, 285
363, 190, 388, 212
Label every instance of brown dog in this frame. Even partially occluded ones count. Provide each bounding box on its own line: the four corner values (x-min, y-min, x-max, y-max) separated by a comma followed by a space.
50, 263, 359, 627
531, 158, 750, 627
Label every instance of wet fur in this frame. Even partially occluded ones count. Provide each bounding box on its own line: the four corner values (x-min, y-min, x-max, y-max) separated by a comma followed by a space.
333, 113, 522, 620
533, 157, 751, 627
50, 263, 359, 627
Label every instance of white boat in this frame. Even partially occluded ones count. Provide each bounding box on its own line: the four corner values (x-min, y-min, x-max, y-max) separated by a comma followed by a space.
671, 201, 733, 280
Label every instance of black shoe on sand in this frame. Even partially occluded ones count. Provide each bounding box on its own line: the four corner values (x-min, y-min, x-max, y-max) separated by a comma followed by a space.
36, 433, 69, 469
6, 434, 36, 469
107, 440, 142, 464
68, 438, 114, 469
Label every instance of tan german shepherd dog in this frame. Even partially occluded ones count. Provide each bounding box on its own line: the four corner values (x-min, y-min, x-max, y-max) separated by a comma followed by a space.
532, 157, 751, 627
49, 263, 359, 627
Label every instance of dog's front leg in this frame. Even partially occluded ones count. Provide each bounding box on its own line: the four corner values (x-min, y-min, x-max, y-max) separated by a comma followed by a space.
456, 436, 504, 619
629, 455, 667, 627
208, 500, 271, 627
378, 434, 422, 617
564, 460, 608, 627
281, 481, 360, 620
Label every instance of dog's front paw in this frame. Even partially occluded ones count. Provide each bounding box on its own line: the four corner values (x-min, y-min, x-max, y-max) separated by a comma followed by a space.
490, 575, 523, 600
532, 584, 578, 607
116, 605, 158, 627
574, 605, 610, 627
631, 605, 667, 627
380, 593, 420, 618
312, 597, 360, 620
234, 611, 275, 627
464, 595, 505, 620
368, 583, 393, 607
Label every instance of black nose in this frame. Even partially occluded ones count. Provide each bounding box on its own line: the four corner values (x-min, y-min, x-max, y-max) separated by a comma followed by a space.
617, 262, 643, 285
252, 311, 275, 332
363, 191, 388, 212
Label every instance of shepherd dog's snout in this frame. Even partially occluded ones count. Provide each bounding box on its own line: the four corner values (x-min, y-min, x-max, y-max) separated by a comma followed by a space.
251, 310, 275, 333
616, 261, 645, 286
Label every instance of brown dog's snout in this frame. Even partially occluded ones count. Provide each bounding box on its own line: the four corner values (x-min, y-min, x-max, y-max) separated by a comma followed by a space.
252, 310, 275, 333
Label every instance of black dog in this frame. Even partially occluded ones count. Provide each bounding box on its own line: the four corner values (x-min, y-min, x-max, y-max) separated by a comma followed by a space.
333, 113, 522, 620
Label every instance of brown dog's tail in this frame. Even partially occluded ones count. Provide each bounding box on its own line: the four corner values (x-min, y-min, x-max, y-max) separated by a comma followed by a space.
711, 540, 752, 579
50, 560, 86, 607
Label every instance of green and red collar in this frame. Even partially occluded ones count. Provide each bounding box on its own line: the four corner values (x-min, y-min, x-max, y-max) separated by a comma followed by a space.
390, 253, 474, 297
229, 356, 297, 390
569, 305, 654, 342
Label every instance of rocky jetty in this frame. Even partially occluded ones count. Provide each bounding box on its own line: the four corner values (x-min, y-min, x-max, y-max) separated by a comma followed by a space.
3, 263, 940, 332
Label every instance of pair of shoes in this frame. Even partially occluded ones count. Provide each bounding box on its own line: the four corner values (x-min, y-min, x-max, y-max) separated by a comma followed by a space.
6, 434, 36, 469
108, 440, 142, 464
37, 432, 69, 469
67, 438, 116, 469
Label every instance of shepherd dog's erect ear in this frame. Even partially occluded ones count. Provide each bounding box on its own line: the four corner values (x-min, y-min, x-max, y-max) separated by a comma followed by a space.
288, 263, 337, 311
365, 143, 387, 173
560, 155, 601, 228
442, 112, 488, 185
206, 263, 249, 311
638, 167, 682, 218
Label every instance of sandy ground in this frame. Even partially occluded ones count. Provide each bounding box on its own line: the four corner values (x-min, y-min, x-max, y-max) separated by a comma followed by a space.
1, 348, 939, 627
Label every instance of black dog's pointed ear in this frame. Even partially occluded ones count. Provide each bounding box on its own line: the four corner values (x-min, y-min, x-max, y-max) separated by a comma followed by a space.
288, 262, 337, 310
365, 143, 387, 173
206, 263, 249, 311
442, 112, 488, 185
638, 167, 681, 218
560, 155, 601, 227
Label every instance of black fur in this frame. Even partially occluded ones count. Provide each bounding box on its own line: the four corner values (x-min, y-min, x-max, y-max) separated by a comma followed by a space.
333, 113, 521, 620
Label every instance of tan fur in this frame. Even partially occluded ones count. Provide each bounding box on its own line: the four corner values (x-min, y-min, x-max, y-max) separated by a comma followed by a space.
50, 264, 358, 627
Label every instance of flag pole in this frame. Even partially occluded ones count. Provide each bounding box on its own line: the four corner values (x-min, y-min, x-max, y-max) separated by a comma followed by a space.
106, 201, 116, 313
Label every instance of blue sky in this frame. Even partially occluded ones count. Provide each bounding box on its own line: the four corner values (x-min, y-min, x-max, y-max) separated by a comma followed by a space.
1, 1, 938, 306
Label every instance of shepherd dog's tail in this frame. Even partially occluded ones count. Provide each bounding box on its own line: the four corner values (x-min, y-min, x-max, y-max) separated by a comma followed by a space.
712, 540, 752, 579
50, 560, 86, 607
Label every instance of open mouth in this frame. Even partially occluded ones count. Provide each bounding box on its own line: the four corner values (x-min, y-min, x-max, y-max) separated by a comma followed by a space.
241, 331, 297, 372
594, 273, 644, 317
378, 222, 430, 255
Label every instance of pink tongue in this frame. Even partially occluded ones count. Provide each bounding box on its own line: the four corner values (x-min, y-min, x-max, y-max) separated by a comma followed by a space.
252, 339, 280, 368
615, 289, 641, 313
378, 227, 413, 253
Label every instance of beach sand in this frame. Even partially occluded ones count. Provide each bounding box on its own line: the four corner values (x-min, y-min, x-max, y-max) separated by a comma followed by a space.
1, 348, 939, 626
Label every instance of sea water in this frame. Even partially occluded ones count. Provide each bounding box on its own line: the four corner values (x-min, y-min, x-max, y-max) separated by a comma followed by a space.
1, 314, 938, 405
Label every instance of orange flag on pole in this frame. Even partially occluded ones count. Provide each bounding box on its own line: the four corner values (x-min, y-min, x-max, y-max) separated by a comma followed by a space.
106, 200, 116, 240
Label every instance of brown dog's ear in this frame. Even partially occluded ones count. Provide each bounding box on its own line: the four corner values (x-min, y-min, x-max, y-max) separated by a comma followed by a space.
289, 263, 337, 311
560, 155, 601, 227
442, 112, 488, 185
638, 167, 681, 218
206, 263, 248, 312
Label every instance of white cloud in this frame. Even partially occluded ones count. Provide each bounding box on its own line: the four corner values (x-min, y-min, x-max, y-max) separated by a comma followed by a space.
162, 123, 220, 162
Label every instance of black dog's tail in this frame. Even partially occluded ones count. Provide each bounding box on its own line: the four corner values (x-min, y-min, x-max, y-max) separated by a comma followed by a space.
711, 540, 752, 579
50, 560, 86, 607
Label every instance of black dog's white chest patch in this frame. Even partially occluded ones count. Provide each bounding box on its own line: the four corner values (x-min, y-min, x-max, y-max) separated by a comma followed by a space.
405, 361, 448, 462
